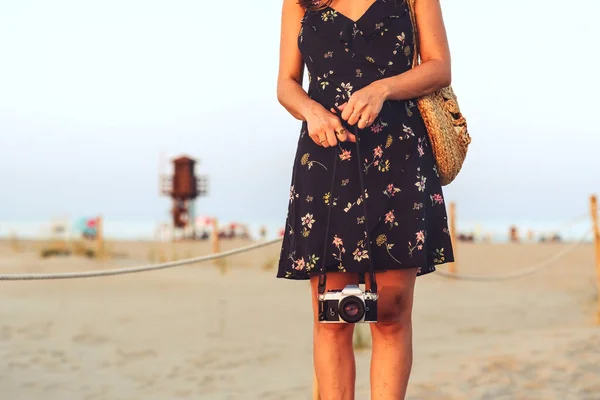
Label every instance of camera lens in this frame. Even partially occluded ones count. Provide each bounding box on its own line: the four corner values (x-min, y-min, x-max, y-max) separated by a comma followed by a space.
338, 296, 365, 323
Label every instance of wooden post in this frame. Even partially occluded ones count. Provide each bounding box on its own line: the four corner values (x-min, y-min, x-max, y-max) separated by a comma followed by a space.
212, 218, 228, 273
96, 215, 105, 259
212, 218, 220, 254
312, 370, 320, 400
449, 202, 457, 274
591, 195, 600, 324
159, 225, 168, 262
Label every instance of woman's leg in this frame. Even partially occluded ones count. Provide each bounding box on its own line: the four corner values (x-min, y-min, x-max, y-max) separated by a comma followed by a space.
310, 272, 359, 400
366, 269, 418, 399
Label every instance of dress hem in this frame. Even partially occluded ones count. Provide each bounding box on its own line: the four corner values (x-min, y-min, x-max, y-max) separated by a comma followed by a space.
275, 258, 455, 281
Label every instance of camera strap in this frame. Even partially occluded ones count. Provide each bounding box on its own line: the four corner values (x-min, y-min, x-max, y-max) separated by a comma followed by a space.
317, 106, 378, 297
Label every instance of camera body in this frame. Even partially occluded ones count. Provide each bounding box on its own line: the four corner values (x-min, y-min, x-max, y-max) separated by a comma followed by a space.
318, 284, 378, 323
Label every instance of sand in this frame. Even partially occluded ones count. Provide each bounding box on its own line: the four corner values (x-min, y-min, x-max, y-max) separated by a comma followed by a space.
0, 238, 598, 400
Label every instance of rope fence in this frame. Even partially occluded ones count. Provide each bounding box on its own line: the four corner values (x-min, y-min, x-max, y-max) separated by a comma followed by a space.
1, 195, 599, 323
0, 216, 591, 282
0, 238, 281, 281
434, 228, 592, 282
0, 228, 590, 282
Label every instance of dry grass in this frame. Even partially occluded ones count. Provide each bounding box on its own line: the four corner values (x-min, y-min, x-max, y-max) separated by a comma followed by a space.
353, 324, 371, 351
8, 234, 21, 253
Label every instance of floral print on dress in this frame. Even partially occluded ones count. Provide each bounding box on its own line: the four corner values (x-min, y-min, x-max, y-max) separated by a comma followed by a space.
353, 239, 369, 262
301, 153, 328, 171
277, 0, 454, 281
332, 235, 347, 271
370, 118, 388, 133
301, 213, 315, 237
321, 9, 338, 22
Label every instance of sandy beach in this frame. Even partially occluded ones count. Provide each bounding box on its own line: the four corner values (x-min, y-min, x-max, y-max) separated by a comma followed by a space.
0, 238, 598, 400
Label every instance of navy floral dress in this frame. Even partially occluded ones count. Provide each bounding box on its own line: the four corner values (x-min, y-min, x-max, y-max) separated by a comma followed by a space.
277, 0, 454, 281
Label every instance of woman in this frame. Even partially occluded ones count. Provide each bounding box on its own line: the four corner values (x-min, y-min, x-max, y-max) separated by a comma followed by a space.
276, 0, 454, 398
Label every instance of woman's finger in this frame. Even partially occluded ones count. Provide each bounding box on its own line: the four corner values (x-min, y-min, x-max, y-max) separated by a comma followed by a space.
346, 131, 357, 143
319, 131, 331, 147
357, 117, 367, 130
324, 127, 338, 147
331, 105, 345, 116
340, 101, 355, 122
342, 126, 357, 143
332, 122, 348, 142
310, 131, 328, 147
347, 102, 366, 126
357, 111, 372, 130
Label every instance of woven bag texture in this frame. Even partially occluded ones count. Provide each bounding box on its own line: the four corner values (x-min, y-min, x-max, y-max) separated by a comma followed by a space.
406, 0, 471, 186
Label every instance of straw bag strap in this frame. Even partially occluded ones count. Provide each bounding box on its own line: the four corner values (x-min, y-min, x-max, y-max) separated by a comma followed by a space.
405, 0, 420, 69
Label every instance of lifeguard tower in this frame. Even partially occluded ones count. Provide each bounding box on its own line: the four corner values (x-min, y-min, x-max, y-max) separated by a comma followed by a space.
160, 155, 209, 240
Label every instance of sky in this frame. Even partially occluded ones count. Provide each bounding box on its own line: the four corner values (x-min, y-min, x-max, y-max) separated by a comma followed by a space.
0, 0, 599, 237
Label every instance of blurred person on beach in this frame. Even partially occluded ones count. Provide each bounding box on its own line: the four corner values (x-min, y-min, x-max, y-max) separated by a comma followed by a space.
276, 0, 454, 398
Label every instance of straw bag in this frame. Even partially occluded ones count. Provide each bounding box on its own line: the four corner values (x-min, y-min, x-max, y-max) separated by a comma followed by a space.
406, 0, 471, 186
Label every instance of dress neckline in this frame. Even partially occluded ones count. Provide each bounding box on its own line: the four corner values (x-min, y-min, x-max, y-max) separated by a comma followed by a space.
326, 0, 380, 24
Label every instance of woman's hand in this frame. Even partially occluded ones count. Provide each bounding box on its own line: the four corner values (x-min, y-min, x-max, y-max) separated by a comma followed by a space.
306, 102, 356, 148
338, 81, 388, 130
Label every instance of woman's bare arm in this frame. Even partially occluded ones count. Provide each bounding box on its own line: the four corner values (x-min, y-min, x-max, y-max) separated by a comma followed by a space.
276, 0, 314, 121
277, 0, 351, 145
338, 0, 452, 126
372, 0, 452, 101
